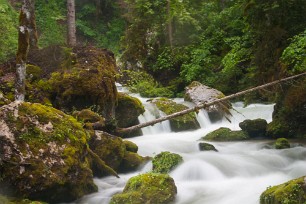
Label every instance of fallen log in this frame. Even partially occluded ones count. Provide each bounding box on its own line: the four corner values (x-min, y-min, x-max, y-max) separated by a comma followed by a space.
117, 72, 306, 134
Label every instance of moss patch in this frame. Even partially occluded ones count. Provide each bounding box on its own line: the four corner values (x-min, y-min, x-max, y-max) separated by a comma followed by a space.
153, 98, 200, 132
260, 176, 306, 204
274, 138, 290, 149
152, 151, 183, 174
110, 173, 177, 204
202, 127, 249, 141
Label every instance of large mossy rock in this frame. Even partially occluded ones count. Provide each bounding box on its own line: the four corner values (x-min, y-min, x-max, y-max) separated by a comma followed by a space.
110, 173, 177, 204
184, 81, 231, 122
115, 92, 145, 137
152, 151, 183, 173
153, 98, 200, 132
0, 102, 97, 203
0, 194, 46, 204
202, 127, 249, 141
274, 138, 290, 149
267, 78, 306, 139
239, 119, 268, 138
89, 132, 148, 175
73, 109, 105, 130
47, 46, 118, 126
260, 176, 306, 204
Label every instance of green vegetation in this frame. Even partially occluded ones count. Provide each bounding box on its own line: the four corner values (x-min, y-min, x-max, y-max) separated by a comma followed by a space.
203, 127, 249, 141
260, 176, 306, 204
0, 0, 18, 63
110, 173, 177, 204
152, 151, 183, 174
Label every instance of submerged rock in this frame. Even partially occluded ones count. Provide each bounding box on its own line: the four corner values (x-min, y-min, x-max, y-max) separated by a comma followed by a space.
202, 127, 249, 141
152, 151, 183, 173
184, 81, 231, 122
260, 176, 306, 204
274, 138, 290, 149
199, 142, 218, 152
0, 102, 97, 203
153, 98, 200, 132
110, 173, 177, 204
239, 118, 268, 138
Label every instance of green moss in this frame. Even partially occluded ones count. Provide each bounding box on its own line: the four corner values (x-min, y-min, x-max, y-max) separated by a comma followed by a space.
274, 138, 290, 149
260, 176, 306, 204
26, 64, 42, 82
123, 140, 138, 153
153, 98, 200, 132
0, 195, 46, 204
199, 142, 218, 152
120, 151, 150, 172
239, 119, 268, 138
110, 173, 177, 204
202, 127, 249, 141
115, 93, 144, 129
152, 151, 183, 174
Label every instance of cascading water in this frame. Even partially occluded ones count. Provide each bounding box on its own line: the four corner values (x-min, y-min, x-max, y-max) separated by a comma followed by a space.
74, 86, 306, 204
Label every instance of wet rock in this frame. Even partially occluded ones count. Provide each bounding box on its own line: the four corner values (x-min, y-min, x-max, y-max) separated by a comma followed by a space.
199, 142, 218, 152
110, 173, 177, 204
153, 98, 200, 132
202, 127, 249, 141
123, 140, 138, 153
274, 138, 290, 149
152, 151, 183, 174
0, 102, 97, 203
184, 81, 231, 122
260, 176, 306, 204
239, 118, 268, 138
119, 151, 150, 172
115, 92, 144, 137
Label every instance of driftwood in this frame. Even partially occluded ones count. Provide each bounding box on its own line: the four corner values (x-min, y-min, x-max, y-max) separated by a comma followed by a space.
117, 72, 306, 134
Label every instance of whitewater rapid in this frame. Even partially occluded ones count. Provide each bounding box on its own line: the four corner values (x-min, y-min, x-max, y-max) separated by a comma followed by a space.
74, 89, 306, 204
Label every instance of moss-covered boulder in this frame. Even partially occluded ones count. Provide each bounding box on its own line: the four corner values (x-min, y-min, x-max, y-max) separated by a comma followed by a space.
267, 78, 306, 138
153, 98, 200, 132
274, 138, 290, 149
110, 173, 177, 204
184, 81, 231, 122
47, 46, 118, 126
0, 102, 97, 203
199, 142, 218, 152
0, 194, 46, 204
119, 152, 150, 172
89, 131, 126, 176
260, 176, 306, 204
239, 119, 268, 138
152, 151, 183, 174
202, 127, 249, 141
115, 92, 145, 137
123, 140, 139, 153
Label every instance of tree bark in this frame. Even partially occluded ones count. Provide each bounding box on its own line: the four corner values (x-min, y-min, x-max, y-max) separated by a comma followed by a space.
15, 0, 34, 101
28, 0, 38, 50
67, 0, 76, 47
117, 72, 306, 134
167, 0, 173, 49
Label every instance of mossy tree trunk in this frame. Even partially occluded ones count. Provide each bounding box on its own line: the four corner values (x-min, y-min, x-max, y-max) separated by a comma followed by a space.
67, 0, 76, 47
15, 0, 36, 101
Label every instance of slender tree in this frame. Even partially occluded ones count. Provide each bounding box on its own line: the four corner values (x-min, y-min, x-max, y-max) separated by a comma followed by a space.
67, 0, 76, 46
15, 0, 37, 101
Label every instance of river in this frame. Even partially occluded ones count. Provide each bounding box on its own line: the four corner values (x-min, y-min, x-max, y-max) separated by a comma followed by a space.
74, 88, 306, 204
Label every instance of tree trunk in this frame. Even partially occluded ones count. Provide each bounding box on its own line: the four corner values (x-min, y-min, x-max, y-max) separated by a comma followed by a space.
67, 0, 76, 47
15, 0, 34, 101
28, 0, 38, 50
116, 72, 306, 134
167, 0, 173, 49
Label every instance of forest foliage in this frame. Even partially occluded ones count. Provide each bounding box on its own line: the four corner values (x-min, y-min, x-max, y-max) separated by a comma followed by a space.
0, 0, 305, 97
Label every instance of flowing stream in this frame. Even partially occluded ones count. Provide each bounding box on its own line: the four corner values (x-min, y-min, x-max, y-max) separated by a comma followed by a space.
75, 86, 306, 204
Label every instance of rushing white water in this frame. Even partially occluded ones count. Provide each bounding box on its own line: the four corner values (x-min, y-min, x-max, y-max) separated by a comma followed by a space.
74, 87, 306, 204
